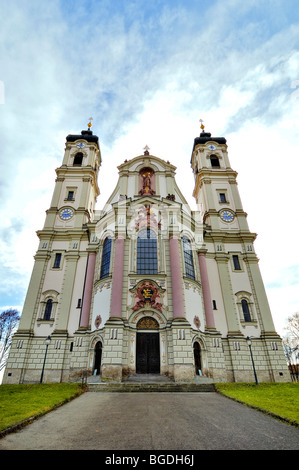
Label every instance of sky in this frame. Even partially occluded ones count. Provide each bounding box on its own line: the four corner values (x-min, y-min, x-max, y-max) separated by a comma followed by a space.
0, 0, 299, 337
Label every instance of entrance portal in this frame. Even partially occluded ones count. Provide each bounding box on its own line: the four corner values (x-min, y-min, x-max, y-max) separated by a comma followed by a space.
194, 341, 202, 375
136, 333, 160, 374
94, 341, 102, 375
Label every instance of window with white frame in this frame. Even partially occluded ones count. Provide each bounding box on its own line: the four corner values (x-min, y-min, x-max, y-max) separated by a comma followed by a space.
39, 290, 59, 321
235, 291, 256, 324
241, 299, 251, 322
44, 299, 53, 320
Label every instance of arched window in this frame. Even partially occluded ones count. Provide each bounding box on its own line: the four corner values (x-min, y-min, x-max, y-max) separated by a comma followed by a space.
44, 299, 53, 321
210, 155, 220, 168
137, 228, 158, 274
100, 237, 112, 279
73, 152, 83, 166
182, 236, 195, 280
241, 299, 251, 322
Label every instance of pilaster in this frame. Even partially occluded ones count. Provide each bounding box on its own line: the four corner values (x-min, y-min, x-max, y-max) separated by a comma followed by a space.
110, 236, 125, 317
197, 250, 216, 330
169, 235, 185, 319
101, 318, 124, 381
245, 255, 276, 334
215, 253, 241, 335
18, 252, 50, 333
79, 251, 97, 328
53, 253, 79, 334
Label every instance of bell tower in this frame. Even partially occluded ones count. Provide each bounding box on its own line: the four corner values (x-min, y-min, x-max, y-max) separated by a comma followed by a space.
190, 122, 288, 382
191, 125, 248, 234
43, 125, 101, 231
5, 123, 102, 383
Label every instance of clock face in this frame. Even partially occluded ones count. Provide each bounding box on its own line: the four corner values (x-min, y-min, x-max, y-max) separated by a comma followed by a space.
220, 209, 235, 222
76, 142, 85, 148
59, 208, 74, 220
208, 145, 216, 150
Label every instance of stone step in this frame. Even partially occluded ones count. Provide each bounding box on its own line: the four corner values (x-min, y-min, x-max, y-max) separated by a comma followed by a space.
87, 382, 215, 393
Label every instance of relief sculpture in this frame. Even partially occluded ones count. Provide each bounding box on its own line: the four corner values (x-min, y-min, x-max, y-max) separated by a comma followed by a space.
132, 281, 163, 312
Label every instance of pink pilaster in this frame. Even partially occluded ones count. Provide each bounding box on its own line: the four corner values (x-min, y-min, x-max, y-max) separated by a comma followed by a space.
110, 237, 125, 317
169, 236, 185, 318
80, 252, 96, 328
198, 252, 216, 329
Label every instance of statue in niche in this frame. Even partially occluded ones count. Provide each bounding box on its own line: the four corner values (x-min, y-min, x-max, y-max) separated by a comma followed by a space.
139, 168, 155, 195
143, 172, 152, 191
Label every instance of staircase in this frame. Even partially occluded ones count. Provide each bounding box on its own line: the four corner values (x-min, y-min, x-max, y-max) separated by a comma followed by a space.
87, 374, 215, 392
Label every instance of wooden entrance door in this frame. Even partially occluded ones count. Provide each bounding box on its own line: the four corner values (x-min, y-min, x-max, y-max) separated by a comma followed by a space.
136, 333, 160, 374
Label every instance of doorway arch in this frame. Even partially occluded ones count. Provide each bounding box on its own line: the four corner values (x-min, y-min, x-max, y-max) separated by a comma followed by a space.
136, 317, 160, 374
93, 341, 102, 375
193, 341, 202, 375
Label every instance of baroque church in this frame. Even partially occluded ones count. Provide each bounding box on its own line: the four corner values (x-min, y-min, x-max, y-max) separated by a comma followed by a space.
3, 122, 289, 384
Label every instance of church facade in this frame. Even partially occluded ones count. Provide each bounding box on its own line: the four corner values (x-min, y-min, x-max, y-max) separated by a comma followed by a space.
3, 125, 290, 384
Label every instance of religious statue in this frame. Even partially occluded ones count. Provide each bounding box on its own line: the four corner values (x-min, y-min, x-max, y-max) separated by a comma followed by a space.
139, 168, 155, 195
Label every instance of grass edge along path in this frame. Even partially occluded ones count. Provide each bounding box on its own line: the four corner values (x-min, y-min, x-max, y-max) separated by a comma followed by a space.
0, 383, 85, 437
0, 382, 298, 439
215, 382, 299, 428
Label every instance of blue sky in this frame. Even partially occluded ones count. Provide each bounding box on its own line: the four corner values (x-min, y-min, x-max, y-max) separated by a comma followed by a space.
0, 0, 299, 336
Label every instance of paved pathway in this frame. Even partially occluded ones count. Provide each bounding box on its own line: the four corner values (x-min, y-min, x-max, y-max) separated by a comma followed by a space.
0, 391, 298, 450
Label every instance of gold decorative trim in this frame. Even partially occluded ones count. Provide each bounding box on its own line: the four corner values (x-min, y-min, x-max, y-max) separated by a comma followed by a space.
137, 317, 159, 329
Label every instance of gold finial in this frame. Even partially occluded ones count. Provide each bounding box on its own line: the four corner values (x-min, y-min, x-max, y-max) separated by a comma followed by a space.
88, 117, 93, 129
144, 145, 150, 155
199, 119, 205, 132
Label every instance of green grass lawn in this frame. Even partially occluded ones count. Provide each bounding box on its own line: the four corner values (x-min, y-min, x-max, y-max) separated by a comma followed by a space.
215, 382, 299, 426
0, 383, 84, 433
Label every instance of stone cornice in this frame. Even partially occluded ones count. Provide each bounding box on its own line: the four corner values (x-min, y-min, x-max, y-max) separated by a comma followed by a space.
55, 166, 100, 195
204, 230, 257, 243
36, 229, 90, 245
196, 168, 238, 179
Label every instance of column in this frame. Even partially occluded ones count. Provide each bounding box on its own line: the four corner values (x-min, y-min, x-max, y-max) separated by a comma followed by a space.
169, 236, 185, 318
110, 237, 125, 317
198, 251, 216, 329
80, 251, 97, 328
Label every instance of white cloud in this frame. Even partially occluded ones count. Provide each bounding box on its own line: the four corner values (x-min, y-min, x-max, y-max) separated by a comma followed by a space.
1, 0, 299, 336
